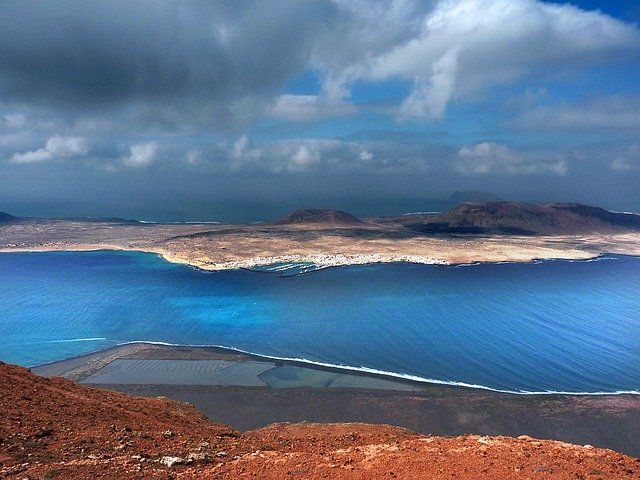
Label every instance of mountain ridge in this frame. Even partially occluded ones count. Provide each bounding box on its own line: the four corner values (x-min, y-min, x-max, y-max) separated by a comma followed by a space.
404, 201, 640, 235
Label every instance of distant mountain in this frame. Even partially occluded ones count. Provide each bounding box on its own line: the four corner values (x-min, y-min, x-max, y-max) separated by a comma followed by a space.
449, 191, 503, 204
404, 202, 640, 235
0, 212, 18, 224
272, 208, 364, 226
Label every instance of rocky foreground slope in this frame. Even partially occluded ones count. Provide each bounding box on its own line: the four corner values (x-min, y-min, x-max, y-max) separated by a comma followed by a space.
1, 363, 638, 479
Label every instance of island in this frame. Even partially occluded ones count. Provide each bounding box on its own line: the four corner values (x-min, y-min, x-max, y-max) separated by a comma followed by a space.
2, 202, 640, 477
2, 202, 640, 270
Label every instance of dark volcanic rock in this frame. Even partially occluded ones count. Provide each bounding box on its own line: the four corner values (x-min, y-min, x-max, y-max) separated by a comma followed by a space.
405, 202, 640, 235
272, 208, 364, 226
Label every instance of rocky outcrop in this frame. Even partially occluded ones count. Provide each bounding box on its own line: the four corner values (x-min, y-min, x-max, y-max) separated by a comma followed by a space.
1, 363, 638, 478
405, 202, 640, 235
272, 208, 364, 226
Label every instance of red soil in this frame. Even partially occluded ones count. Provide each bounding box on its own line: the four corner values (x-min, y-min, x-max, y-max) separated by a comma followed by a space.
1, 363, 638, 479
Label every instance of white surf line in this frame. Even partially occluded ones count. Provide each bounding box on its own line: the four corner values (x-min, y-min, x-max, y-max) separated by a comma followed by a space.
116, 340, 640, 396
48, 337, 109, 343
1, 337, 111, 348
402, 211, 442, 215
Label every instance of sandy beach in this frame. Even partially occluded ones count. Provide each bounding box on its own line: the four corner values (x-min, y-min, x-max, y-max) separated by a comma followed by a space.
32, 343, 640, 459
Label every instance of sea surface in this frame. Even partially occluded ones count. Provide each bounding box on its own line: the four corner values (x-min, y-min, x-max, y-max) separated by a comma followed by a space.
1, 251, 639, 394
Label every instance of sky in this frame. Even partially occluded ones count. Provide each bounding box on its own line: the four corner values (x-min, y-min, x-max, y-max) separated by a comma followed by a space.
1, 0, 639, 221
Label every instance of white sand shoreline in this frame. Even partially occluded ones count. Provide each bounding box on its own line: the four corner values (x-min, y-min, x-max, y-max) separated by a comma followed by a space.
2, 218, 640, 271
0, 244, 607, 272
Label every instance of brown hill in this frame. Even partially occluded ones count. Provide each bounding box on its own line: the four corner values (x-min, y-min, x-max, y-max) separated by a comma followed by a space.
405, 202, 640, 235
1, 362, 638, 479
272, 208, 364, 226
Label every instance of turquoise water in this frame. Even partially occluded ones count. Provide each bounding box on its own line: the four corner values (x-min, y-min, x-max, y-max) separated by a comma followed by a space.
1, 251, 639, 394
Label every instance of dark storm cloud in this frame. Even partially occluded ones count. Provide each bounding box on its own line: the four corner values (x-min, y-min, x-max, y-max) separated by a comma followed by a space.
0, 1, 337, 127
2, 0, 640, 219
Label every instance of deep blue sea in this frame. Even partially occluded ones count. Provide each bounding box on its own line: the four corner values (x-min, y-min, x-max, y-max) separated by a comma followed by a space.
1, 251, 639, 394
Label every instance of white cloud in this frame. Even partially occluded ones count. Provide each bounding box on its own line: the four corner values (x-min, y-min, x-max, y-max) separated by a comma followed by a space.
217, 137, 432, 174
359, 150, 373, 162
229, 135, 262, 170
10, 136, 88, 164
611, 158, 635, 172
455, 142, 567, 176
288, 145, 321, 172
4, 113, 26, 128
512, 95, 640, 131
231, 135, 250, 160
318, 0, 640, 120
398, 48, 459, 120
185, 149, 202, 165
122, 141, 158, 168
268, 94, 358, 122
611, 145, 640, 172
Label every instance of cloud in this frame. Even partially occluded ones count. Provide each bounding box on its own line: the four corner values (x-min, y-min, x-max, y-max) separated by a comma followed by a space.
1, 1, 637, 130
359, 150, 373, 162
398, 49, 459, 120
217, 136, 436, 175
230, 135, 262, 164
184, 149, 202, 165
10, 136, 88, 164
229, 137, 331, 173
122, 141, 158, 168
267, 94, 357, 122
611, 145, 640, 172
323, 0, 640, 120
0, 1, 338, 130
611, 158, 635, 172
455, 142, 567, 176
288, 145, 322, 171
4, 113, 26, 128
512, 95, 640, 131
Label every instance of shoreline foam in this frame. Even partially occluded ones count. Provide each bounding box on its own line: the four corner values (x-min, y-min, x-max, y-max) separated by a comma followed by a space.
0, 244, 606, 272
32, 340, 640, 397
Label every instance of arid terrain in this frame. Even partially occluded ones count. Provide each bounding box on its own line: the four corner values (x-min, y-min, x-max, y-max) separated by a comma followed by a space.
2, 362, 639, 479
3, 202, 640, 478
2, 203, 640, 270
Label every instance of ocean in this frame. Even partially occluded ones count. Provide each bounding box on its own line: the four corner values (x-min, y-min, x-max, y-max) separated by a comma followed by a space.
1, 251, 639, 394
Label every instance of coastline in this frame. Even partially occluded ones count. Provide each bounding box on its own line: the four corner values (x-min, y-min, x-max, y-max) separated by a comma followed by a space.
0, 242, 615, 272
30, 343, 640, 458
33, 343, 423, 391
32, 340, 640, 396
3, 217, 640, 271
4, 220, 640, 457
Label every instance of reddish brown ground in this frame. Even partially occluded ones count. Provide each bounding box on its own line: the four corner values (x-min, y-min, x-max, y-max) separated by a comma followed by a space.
1, 363, 638, 479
